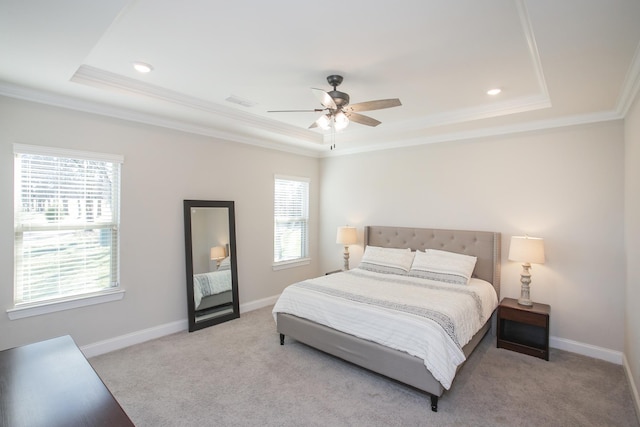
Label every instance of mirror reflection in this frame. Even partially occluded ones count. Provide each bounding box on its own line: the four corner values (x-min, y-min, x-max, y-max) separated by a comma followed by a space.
184, 200, 239, 331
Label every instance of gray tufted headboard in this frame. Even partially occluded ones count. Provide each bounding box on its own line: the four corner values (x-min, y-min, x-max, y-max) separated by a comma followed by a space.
364, 226, 501, 298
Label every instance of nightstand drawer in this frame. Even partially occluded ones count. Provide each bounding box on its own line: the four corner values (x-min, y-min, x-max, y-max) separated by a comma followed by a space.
497, 297, 550, 361
499, 306, 548, 327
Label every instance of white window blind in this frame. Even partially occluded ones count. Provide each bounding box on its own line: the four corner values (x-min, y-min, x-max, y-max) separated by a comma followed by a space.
13, 144, 123, 306
274, 175, 309, 264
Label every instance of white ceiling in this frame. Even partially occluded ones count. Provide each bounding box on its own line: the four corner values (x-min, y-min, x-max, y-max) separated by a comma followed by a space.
1, 0, 639, 156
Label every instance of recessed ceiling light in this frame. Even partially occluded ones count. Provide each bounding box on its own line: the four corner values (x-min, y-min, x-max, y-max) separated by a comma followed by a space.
487, 88, 501, 96
133, 62, 153, 73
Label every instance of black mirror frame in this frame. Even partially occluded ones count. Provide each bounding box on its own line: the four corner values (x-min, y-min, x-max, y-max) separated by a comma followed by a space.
183, 200, 240, 332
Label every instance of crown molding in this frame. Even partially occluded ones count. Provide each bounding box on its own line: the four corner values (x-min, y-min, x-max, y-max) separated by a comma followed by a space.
616, 40, 640, 116
332, 93, 552, 146
0, 81, 325, 158
71, 65, 553, 152
322, 110, 623, 157
0, 79, 628, 161
516, 0, 550, 99
70, 65, 322, 145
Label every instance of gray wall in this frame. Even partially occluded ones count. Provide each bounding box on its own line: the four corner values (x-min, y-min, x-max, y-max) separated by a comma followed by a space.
318, 121, 626, 353
0, 96, 320, 350
1, 93, 638, 410
624, 91, 640, 412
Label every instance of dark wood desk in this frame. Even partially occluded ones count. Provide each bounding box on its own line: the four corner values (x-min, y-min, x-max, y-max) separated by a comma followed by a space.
0, 335, 134, 427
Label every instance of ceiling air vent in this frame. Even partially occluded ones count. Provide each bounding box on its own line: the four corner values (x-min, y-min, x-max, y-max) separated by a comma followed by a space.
225, 95, 256, 108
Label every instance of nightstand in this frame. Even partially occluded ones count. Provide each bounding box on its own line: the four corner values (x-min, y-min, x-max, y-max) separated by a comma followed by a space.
497, 297, 550, 360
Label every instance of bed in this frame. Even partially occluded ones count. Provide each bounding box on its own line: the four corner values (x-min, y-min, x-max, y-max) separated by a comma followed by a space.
193, 257, 233, 311
273, 226, 501, 412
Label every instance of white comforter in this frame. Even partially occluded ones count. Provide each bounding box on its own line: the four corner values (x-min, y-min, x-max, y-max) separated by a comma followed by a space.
272, 268, 497, 389
193, 270, 232, 308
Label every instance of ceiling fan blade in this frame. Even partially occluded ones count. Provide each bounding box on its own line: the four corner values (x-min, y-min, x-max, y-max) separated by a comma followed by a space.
347, 112, 381, 127
267, 109, 325, 113
346, 98, 402, 113
312, 88, 337, 110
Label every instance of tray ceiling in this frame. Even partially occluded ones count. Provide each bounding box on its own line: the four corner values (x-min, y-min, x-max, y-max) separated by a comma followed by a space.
1, 0, 639, 156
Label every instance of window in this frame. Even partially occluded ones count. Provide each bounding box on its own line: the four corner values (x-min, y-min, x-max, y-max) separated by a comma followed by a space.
13, 144, 123, 308
274, 175, 309, 268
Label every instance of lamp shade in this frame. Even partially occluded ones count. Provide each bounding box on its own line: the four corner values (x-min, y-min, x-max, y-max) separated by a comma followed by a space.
210, 246, 226, 260
508, 236, 545, 264
336, 226, 357, 245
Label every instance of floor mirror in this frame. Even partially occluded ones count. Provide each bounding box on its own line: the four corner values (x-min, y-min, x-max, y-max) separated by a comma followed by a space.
183, 200, 239, 331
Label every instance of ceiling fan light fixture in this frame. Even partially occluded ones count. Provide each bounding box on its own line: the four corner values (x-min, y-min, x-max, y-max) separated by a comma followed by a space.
317, 115, 332, 130
334, 112, 349, 131
270, 75, 401, 132
487, 88, 501, 96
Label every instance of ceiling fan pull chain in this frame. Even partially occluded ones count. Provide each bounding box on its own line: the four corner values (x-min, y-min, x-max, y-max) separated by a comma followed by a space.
330, 123, 336, 150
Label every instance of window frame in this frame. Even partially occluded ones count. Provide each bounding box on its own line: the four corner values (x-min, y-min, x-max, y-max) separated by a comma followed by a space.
9, 144, 124, 319
273, 174, 310, 270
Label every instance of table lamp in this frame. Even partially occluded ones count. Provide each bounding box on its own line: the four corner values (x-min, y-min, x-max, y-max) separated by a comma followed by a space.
210, 246, 226, 268
508, 235, 545, 306
336, 226, 357, 270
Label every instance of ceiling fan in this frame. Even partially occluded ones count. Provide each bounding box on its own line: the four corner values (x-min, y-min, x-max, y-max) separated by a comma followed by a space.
268, 75, 402, 131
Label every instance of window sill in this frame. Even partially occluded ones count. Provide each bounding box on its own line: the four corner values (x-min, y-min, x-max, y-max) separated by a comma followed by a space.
272, 257, 311, 271
6, 289, 125, 320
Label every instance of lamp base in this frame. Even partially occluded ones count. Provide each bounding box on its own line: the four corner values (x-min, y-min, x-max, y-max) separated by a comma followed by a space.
343, 246, 350, 271
518, 263, 533, 307
517, 298, 533, 307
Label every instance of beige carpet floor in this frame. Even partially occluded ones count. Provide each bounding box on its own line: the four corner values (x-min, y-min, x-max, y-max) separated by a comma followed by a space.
90, 306, 639, 427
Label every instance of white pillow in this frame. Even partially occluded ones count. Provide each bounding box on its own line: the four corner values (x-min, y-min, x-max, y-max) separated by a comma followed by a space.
408, 249, 477, 285
217, 257, 231, 271
358, 246, 415, 275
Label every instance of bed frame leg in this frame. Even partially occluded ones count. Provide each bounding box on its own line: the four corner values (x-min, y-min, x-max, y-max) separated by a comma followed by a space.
430, 395, 438, 412
279, 333, 285, 345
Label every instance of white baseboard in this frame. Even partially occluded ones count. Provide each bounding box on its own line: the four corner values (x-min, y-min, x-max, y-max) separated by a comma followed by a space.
82, 298, 627, 369
623, 354, 640, 422
240, 294, 279, 313
81, 318, 188, 358
82, 294, 281, 358
550, 336, 623, 364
